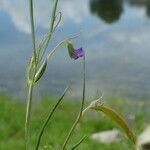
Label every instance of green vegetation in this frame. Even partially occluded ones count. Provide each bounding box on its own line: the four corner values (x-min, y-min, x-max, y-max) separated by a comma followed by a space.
0, 94, 149, 150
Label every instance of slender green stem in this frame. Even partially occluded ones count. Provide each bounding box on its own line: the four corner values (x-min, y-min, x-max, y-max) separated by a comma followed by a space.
53, 12, 62, 32
29, 0, 36, 62
41, 0, 59, 58
61, 55, 86, 150
38, 11, 62, 62
25, 0, 37, 149
50, 0, 58, 33
82, 105, 91, 116
25, 82, 34, 150
35, 87, 68, 150
25, 0, 59, 149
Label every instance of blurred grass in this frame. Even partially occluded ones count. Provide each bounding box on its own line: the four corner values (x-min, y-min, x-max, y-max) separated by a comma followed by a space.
0, 94, 149, 150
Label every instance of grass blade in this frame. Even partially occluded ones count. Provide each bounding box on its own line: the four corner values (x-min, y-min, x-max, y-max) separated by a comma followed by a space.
35, 87, 68, 150
71, 136, 86, 150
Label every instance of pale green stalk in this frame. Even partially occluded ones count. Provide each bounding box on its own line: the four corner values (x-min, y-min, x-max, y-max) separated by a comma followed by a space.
29, 0, 36, 61
25, 0, 36, 149
25, 0, 59, 149
61, 55, 86, 150
25, 82, 34, 149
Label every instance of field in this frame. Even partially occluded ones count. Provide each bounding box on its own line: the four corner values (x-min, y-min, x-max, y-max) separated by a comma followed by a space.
0, 94, 149, 150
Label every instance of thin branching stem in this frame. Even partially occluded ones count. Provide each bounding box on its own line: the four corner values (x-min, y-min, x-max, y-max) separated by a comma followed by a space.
41, 0, 59, 58
25, 1, 59, 149
47, 34, 80, 60
38, 11, 62, 62
61, 55, 86, 150
53, 12, 62, 32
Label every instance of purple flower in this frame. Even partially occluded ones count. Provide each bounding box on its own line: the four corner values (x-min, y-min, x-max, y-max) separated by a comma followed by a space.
66, 42, 84, 60
71, 48, 84, 60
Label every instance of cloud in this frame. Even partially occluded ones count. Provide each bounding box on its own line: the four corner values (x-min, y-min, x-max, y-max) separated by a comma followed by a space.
0, 0, 30, 33
60, 0, 89, 23
0, 0, 89, 33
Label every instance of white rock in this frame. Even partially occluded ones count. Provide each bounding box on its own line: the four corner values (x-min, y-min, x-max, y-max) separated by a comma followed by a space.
91, 129, 121, 144
137, 126, 150, 150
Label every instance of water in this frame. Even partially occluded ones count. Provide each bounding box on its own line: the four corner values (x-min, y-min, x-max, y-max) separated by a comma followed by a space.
0, 0, 150, 100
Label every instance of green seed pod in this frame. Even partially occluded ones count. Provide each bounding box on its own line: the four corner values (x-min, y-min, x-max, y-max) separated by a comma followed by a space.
34, 59, 47, 83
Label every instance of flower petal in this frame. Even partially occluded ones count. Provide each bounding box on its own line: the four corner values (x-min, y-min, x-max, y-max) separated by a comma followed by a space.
75, 48, 84, 58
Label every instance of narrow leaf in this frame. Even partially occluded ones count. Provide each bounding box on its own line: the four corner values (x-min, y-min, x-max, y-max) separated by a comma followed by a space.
35, 87, 68, 150
91, 104, 136, 144
71, 136, 86, 150
34, 59, 47, 83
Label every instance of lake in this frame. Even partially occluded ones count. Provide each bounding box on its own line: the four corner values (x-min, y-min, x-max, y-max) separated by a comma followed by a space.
0, 0, 150, 100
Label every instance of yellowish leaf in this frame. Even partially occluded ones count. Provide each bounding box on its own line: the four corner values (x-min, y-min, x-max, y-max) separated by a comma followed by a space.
92, 104, 136, 144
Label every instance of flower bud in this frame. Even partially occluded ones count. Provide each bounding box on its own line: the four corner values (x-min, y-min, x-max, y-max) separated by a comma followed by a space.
66, 41, 84, 60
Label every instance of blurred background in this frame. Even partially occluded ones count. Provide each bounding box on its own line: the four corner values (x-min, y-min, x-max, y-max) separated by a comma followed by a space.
1, 0, 150, 100
1, 0, 150, 149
